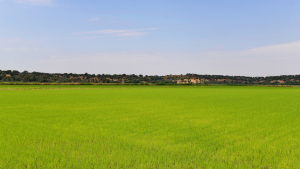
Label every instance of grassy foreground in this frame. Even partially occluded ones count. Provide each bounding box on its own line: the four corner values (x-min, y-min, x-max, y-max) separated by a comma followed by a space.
1, 85, 300, 168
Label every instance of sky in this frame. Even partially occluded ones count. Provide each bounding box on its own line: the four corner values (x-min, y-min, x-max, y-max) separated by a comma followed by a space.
1, 0, 300, 76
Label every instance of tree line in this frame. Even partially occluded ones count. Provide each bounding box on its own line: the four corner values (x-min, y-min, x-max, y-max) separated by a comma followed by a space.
1, 70, 300, 85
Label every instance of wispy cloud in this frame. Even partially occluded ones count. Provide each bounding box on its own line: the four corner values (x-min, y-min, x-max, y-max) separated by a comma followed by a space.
73, 28, 158, 37
3, 47, 39, 51
0, 38, 40, 52
204, 41, 300, 59
14, 0, 53, 6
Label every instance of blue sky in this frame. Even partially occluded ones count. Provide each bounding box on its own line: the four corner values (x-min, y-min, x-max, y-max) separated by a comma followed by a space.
1, 0, 300, 76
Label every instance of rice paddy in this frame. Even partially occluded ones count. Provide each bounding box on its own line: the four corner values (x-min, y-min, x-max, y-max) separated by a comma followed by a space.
1, 85, 300, 168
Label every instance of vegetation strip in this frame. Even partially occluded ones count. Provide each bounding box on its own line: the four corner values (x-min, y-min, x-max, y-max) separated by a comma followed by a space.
1, 70, 300, 85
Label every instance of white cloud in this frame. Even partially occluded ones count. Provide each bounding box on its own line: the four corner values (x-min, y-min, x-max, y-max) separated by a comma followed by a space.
116, 32, 146, 37
14, 0, 53, 6
204, 41, 300, 60
81, 30, 128, 34
3, 47, 39, 51
245, 41, 300, 55
0, 38, 41, 52
73, 28, 157, 37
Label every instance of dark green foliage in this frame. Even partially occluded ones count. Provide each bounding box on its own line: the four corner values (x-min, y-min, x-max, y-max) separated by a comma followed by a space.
1, 70, 300, 85
23, 77, 29, 82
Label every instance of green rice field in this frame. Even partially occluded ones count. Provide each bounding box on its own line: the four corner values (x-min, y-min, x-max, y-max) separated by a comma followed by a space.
1, 85, 300, 168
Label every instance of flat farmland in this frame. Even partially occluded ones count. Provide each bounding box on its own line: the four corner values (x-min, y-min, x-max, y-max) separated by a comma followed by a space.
1, 85, 300, 168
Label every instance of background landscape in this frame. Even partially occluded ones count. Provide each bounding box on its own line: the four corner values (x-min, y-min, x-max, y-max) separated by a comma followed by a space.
1, 70, 300, 85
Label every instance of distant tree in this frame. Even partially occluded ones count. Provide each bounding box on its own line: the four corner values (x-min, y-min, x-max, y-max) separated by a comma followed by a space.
23, 77, 29, 82
30, 75, 37, 82
64, 78, 71, 83
12, 70, 20, 75
40, 79, 48, 83
52, 76, 59, 81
